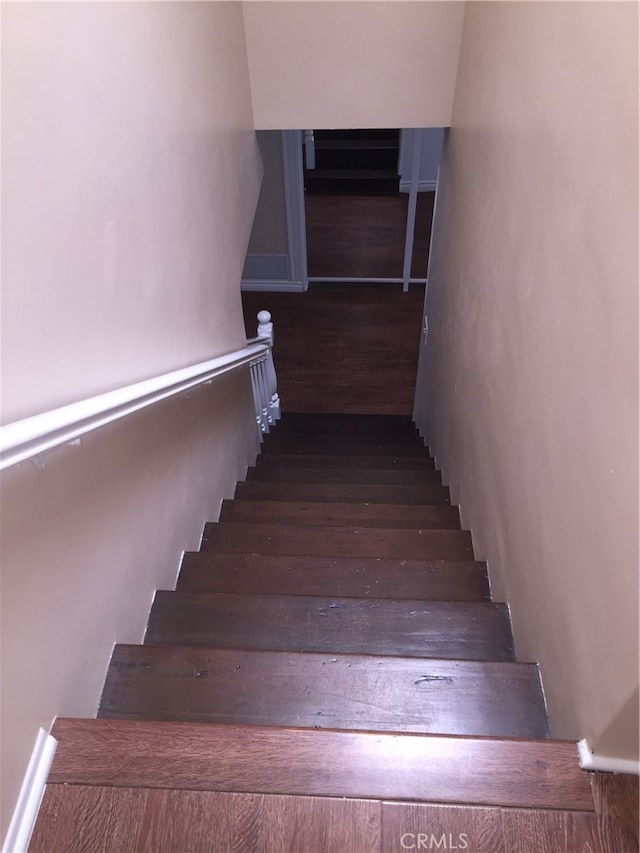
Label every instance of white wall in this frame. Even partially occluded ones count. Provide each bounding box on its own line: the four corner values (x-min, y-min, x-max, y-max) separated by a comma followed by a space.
1, 2, 262, 836
243, 1, 464, 129
414, 2, 638, 759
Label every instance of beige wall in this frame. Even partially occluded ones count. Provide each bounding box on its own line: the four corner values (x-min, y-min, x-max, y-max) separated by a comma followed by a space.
247, 131, 289, 256
1, 2, 261, 835
414, 2, 638, 759
243, 1, 464, 129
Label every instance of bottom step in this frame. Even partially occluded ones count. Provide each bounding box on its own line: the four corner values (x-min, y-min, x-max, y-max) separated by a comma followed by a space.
48, 718, 591, 811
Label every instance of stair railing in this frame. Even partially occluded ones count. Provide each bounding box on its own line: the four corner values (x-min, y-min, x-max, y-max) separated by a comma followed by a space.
0, 315, 278, 472
247, 310, 281, 440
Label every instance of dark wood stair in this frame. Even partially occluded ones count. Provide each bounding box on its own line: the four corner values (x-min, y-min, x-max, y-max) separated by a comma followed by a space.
30, 413, 637, 852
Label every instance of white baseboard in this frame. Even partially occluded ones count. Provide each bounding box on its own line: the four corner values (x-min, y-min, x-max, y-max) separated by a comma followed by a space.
2, 728, 57, 853
577, 738, 640, 775
399, 179, 437, 193
241, 279, 306, 292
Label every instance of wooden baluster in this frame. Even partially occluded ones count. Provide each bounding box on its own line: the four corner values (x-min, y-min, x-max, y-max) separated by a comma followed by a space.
249, 358, 264, 440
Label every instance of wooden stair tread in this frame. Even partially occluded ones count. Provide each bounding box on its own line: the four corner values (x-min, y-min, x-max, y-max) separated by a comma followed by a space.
246, 466, 443, 485
234, 480, 451, 505
260, 435, 429, 457
176, 553, 491, 601
99, 646, 548, 738
47, 718, 590, 810
255, 453, 435, 470
202, 522, 474, 561
145, 593, 514, 661
220, 499, 461, 530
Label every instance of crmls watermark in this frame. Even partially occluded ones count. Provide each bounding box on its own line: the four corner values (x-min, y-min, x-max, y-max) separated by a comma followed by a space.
400, 832, 469, 851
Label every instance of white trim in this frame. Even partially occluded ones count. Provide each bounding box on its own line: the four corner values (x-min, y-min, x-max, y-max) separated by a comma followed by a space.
308, 277, 426, 286
403, 128, 423, 292
577, 739, 640, 775
399, 179, 437, 193
281, 130, 309, 292
2, 728, 57, 853
242, 253, 290, 281
0, 343, 268, 472
241, 280, 306, 292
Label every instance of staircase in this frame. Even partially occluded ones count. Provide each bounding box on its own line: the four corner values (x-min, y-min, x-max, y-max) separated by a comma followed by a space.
304, 130, 400, 194
30, 414, 635, 852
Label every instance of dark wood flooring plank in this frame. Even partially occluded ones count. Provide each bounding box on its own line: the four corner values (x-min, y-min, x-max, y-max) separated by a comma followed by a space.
140, 790, 381, 853
31, 785, 381, 853
591, 772, 639, 850
145, 593, 514, 661
234, 481, 451, 505
98, 647, 548, 737
176, 554, 491, 601
381, 802, 635, 853
49, 718, 592, 810
202, 523, 474, 561
255, 453, 435, 470
246, 466, 442, 485
29, 783, 148, 853
220, 500, 461, 530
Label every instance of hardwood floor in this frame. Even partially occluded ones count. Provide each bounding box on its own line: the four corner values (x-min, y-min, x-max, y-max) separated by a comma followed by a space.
242, 284, 425, 415
305, 191, 434, 279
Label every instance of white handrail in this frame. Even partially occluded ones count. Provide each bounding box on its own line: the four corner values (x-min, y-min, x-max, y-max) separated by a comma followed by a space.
0, 342, 268, 472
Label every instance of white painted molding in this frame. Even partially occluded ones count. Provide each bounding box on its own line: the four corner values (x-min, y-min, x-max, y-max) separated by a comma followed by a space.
242, 253, 290, 282
2, 728, 57, 853
241, 279, 306, 292
0, 343, 268, 472
577, 739, 640, 775
281, 130, 309, 292
399, 178, 437, 193
307, 277, 426, 286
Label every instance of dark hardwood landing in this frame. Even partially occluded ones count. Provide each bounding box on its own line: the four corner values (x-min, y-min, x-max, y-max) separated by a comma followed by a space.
99, 646, 547, 738
220, 499, 460, 530
304, 193, 434, 280
241, 285, 425, 416
176, 553, 491, 602
145, 592, 514, 661
202, 522, 474, 561
46, 719, 592, 811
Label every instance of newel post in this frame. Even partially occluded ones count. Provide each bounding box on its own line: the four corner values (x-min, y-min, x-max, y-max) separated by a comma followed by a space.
249, 309, 280, 439
257, 310, 281, 426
